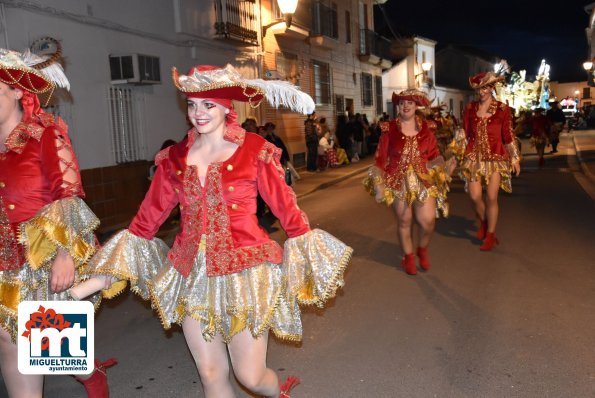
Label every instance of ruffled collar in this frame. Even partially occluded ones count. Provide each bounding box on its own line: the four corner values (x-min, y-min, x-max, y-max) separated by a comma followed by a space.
186, 122, 246, 148
395, 114, 424, 134
1, 113, 59, 154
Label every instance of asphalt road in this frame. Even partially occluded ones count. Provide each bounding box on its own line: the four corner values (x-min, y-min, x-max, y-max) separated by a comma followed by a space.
3, 134, 595, 397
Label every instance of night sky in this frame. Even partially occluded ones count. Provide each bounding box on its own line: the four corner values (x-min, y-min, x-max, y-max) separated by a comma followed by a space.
374, 0, 593, 82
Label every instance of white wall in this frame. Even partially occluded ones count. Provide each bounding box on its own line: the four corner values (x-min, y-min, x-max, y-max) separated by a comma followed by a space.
2, 1, 254, 169
549, 81, 591, 109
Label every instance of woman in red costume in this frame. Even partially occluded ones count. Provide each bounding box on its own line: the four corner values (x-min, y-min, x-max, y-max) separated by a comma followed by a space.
70, 64, 352, 398
0, 46, 115, 397
458, 72, 521, 250
531, 108, 550, 167
365, 89, 451, 275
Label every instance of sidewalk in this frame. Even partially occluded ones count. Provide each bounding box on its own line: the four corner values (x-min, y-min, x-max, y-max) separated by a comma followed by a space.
571, 129, 595, 185
292, 156, 373, 198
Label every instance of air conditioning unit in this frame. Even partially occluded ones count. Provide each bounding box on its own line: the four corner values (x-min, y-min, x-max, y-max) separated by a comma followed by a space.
109, 54, 161, 85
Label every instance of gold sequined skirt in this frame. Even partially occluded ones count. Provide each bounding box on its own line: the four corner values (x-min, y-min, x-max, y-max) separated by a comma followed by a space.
88, 229, 352, 343
459, 157, 513, 193
363, 166, 450, 218
0, 197, 100, 342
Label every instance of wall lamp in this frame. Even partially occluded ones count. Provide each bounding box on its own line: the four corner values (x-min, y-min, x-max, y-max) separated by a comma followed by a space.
415, 62, 433, 87
262, 0, 299, 36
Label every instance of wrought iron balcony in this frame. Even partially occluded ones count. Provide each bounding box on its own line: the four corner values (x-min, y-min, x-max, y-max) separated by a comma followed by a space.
214, 0, 258, 46
359, 28, 393, 67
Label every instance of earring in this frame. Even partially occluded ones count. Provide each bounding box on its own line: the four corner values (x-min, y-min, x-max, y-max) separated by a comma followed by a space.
225, 109, 230, 114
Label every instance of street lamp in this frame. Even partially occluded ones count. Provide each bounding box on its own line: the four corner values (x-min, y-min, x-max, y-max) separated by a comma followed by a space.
415, 62, 432, 87
583, 58, 595, 87
262, 0, 299, 36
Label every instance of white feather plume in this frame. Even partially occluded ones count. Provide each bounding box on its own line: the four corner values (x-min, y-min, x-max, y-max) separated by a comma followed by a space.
245, 78, 315, 115
21, 49, 70, 91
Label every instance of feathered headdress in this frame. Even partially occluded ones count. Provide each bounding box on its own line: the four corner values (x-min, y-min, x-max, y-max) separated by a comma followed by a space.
0, 37, 70, 95
392, 89, 430, 107
172, 64, 315, 115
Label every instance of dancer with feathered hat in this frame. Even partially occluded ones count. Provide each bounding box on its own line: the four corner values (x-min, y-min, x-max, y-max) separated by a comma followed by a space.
455, 72, 521, 250
70, 64, 353, 397
0, 40, 116, 397
364, 89, 452, 275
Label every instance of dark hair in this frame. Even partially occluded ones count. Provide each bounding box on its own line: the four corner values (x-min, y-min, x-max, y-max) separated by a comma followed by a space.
264, 122, 275, 130
160, 139, 177, 150
319, 117, 326, 123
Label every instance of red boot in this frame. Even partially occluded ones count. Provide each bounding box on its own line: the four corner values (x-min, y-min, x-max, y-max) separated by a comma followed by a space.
280, 376, 300, 398
75, 358, 118, 398
401, 253, 417, 275
480, 233, 499, 251
476, 219, 487, 240
416, 247, 431, 271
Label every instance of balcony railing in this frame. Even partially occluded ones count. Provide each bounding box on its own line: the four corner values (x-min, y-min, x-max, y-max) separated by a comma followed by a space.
214, 0, 258, 46
311, 2, 338, 39
359, 28, 392, 61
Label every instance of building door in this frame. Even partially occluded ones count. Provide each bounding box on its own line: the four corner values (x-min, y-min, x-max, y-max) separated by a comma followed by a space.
345, 98, 354, 117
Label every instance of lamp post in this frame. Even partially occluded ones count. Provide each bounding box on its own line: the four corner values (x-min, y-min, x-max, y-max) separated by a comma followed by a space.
583, 59, 595, 87
263, 0, 299, 36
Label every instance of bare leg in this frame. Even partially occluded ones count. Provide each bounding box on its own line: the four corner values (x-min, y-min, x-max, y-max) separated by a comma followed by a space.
0, 327, 44, 398
413, 197, 436, 248
468, 180, 485, 222
228, 329, 279, 398
485, 172, 501, 233
393, 200, 414, 254
69, 276, 114, 300
182, 317, 234, 398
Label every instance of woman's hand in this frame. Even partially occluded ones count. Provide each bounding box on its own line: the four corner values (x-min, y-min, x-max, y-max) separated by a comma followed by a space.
50, 248, 76, 293
375, 186, 385, 203
512, 161, 521, 177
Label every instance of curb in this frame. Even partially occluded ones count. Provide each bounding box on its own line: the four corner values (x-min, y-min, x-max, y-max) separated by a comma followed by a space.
295, 165, 370, 199
572, 134, 595, 185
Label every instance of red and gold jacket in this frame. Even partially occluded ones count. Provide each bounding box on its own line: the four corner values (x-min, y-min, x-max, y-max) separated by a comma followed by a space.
0, 114, 89, 271
129, 127, 310, 277
373, 117, 441, 191
462, 100, 519, 162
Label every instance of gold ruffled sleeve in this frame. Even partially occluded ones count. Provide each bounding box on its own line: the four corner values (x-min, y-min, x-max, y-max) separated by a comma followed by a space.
447, 128, 467, 162
363, 166, 394, 205
505, 140, 521, 164
18, 197, 99, 271
83, 229, 170, 299
283, 229, 352, 308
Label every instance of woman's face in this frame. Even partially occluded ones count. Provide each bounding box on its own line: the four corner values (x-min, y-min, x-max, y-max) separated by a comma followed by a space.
398, 99, 417, 119
0, 82, 22, 126
186, 97, 227, 135
476, 85, 493, 102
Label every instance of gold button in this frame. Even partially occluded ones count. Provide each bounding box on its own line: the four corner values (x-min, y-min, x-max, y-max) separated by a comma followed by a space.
226, 164, 233, 171
7, 204, 15, 210
228, 186, 235, 192
231, 203, 238, 210
0, 182, 4, 188
179, 205, 184, 210
176, 170, 182, 175
175, 188, 180, 193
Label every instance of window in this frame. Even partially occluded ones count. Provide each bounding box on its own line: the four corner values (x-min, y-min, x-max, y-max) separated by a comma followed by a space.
583, 87, 591, 99
449, 98, 454, 113
361, 72, 373, 107
108, 86, 145, 163
312, 1, 338, 39
375, 76, 383, 116
345, 11, 351, 43
276, 52, 300, 86
312, 60, 331, 105
459, 100, 464, 119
